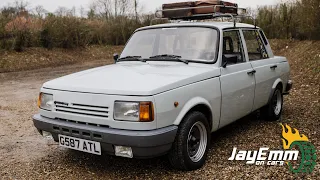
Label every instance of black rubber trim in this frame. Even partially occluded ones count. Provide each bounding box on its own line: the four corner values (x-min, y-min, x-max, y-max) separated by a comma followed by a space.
33, 114, 177, 148
55, 109, 109, 118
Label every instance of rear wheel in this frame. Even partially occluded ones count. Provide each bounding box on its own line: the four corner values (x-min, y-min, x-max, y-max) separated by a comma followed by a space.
262, 85, 283, 121
168, 111, 210, 171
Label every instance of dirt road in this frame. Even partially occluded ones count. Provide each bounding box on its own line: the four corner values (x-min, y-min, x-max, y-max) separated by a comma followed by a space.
0, 42, 319, 179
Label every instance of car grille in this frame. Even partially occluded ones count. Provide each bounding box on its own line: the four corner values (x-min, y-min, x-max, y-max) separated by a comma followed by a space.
52, 118, 105, 139
54, 118, 110, 128
54, 101, 109, 118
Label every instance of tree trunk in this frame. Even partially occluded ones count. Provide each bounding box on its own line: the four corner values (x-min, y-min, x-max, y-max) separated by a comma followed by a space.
134, 0, 138, 22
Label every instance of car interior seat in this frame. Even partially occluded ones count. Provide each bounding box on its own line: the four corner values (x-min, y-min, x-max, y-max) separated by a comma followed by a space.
223, 36, 238, 64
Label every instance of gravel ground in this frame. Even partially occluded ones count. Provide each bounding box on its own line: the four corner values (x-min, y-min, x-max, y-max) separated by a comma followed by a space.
0, 41, 319, 179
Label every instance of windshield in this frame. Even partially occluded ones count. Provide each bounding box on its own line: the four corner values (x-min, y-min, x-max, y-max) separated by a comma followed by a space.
121, 27, 218, 62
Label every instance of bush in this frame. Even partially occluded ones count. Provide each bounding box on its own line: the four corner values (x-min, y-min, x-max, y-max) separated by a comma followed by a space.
0, 13, 145, 51
40, 15, 93, 49
0, 14, 12, 50
1, 0, 319, 52
255, 0, 320, 40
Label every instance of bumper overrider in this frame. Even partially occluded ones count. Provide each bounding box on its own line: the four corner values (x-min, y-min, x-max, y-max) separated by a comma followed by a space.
33, 114, 178, 158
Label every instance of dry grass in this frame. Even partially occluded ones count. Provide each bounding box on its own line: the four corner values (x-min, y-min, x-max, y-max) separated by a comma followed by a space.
0, 45, 124, 73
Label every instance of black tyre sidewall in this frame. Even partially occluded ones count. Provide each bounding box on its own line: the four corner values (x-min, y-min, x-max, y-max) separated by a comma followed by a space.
265, 86, 283, 121
169, 111, 211, 171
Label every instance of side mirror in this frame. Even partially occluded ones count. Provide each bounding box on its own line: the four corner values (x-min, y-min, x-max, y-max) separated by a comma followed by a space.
113, 53, 119, 63
222, 54, 238, 68
222, 60, 228, 68
222, 55, 228, 68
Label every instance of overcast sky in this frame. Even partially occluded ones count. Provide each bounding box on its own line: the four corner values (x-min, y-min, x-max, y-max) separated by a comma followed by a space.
0, 0, 277, 14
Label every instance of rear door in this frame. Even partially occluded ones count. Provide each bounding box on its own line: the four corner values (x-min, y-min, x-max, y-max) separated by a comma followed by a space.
242, 29, 281, 111
219, 30, 256, 128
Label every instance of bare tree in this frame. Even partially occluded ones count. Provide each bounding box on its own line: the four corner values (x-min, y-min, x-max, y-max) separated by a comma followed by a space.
80, 6, 86, 18
92, 0, 112, 19
71, 6, 76, 16
92, 0, 138, 18
88, 4, 97, 19
14, 0, 29, 11
114, 0, 118, 16
134, 0, 138, 22
34, 5, 47, 18
55, 6, 72, 16
119, 0, 127, 15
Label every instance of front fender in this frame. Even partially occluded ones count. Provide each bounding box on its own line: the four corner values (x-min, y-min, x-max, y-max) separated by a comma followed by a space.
173, 97, 212, 125
153, 77, 221, 131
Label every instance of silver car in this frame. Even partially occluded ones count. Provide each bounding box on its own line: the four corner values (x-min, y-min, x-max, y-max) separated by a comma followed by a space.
33, 20, 292, 170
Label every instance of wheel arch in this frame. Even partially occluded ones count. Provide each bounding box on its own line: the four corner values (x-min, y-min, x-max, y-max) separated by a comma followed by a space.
268, 78, 284, 103
272, 78, 284, 90
173, 97, 213, 131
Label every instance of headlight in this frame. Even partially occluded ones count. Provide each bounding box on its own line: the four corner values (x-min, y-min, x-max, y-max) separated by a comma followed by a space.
114, 101, 154, 122
38, 93, 53, 111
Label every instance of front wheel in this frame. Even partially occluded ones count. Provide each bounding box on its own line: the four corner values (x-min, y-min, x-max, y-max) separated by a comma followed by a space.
168, 111, 210, 171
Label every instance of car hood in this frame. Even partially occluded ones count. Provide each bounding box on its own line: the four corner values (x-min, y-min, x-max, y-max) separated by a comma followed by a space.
43, 62, 221, 96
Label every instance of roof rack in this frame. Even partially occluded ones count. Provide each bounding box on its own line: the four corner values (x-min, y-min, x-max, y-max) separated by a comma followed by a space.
152, 5, 256, 28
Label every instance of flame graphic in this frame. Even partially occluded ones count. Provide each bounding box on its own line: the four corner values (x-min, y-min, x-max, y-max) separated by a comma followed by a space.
280, 124, 309, 149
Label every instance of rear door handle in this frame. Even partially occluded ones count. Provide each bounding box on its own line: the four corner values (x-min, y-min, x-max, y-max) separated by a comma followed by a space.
270, 65, 278, 69
247, 70, 256, 75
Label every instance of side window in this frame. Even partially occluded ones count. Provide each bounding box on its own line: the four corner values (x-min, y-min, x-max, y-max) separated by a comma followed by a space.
222, 30, 245, 65
243, 30, 269, 61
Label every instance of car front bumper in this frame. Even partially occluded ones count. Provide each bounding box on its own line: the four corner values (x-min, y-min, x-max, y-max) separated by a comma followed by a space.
33, 114, 178, 158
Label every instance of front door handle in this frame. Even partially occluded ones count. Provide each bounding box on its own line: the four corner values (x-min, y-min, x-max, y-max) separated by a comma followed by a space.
270, 65, 278, 69
247, 70, 256, 75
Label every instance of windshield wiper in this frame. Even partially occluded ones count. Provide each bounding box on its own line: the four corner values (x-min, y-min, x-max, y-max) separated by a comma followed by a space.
148, 54, 189, 64
150, 54, 182, 59
117, 56, 146, 62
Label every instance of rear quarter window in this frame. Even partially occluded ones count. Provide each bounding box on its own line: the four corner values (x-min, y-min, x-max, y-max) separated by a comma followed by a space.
259, 30, 268, 45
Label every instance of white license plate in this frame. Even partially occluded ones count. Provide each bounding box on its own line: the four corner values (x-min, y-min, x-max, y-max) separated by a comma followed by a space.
58, 134, 101, 155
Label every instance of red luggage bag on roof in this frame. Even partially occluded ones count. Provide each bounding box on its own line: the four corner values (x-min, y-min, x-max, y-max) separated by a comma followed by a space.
162, 1, 195, 18
194, 0, 238, 15
162, 0, 238, 18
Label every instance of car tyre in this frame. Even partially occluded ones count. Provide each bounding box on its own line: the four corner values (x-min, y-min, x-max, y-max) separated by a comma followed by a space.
168, 111, 210, 171
262, 85, 283, 121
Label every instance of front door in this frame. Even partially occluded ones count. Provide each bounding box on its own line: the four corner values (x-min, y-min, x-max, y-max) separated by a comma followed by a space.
219, 30, 256, 128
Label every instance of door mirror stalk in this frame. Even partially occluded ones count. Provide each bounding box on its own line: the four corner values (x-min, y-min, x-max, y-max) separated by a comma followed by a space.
222, 60, 228, 68
113, 53, 119, 63
222, 55, 228, 68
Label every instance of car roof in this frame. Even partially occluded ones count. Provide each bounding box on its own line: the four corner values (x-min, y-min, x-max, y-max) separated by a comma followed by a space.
137, 21, 258, 31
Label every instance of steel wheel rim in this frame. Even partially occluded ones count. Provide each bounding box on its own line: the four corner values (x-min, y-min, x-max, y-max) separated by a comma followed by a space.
273, 90, 282, 116
187, 121, 207, 163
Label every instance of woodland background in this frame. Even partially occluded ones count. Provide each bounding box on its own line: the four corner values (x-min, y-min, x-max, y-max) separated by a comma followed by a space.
0, 0, 319, 52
